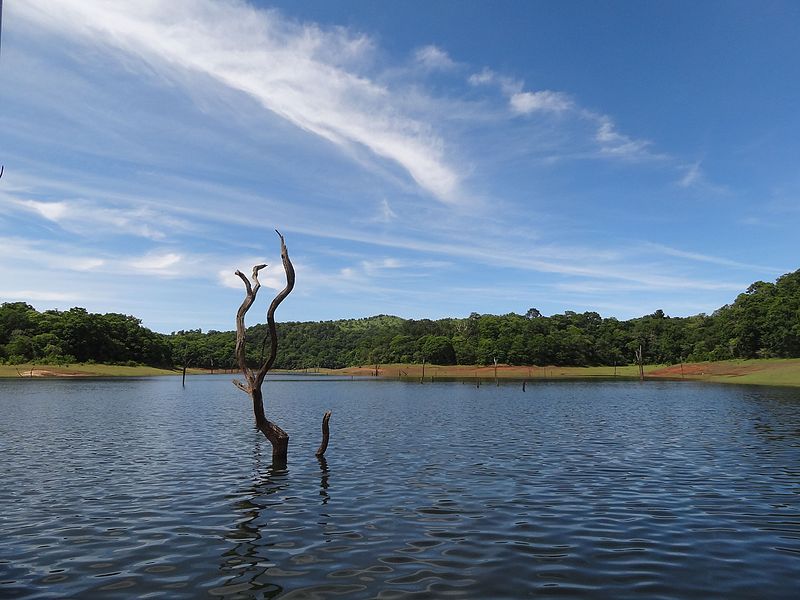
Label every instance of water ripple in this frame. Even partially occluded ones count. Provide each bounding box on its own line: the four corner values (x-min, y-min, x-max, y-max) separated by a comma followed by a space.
1, 376, 800, 598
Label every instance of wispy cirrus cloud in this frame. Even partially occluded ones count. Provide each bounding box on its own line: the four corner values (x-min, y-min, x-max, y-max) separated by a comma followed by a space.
674, 159, 728, 194
645, 242, 785, 274
12, 0, 462, 204
372, 199, 398, 223
0, 236, 106, 272
125, 252, 184, 275
678, 160, 703, 188
0, 290, 83, 303
468, 67, 655, 159
2, 0, 774, 329
8, 197, 182, 240
592, 114, 653, 158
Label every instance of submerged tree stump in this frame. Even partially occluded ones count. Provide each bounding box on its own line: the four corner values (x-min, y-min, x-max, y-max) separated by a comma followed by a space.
233, 231, 330, 465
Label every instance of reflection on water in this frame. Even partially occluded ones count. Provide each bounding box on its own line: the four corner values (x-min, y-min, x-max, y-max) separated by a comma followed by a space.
318, 457, 331, 506
1, 375, 800, 598
216, 454, 334, 598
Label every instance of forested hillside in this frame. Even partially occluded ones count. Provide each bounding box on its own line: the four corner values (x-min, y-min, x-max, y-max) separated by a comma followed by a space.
2, 270, 799, 369
0, 306, 172, 367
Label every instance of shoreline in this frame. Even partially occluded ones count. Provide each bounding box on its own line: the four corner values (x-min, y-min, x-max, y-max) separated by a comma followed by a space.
3, 359, 800, 387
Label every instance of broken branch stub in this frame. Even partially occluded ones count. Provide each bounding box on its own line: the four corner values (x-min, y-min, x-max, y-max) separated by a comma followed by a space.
316, 411, 332, 458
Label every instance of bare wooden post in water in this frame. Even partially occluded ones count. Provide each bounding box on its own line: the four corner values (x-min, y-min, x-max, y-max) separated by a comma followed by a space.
233, 231, 330, 465
635, 344, 645, 381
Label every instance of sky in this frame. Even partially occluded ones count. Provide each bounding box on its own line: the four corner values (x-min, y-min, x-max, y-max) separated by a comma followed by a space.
1, 0, 798, 333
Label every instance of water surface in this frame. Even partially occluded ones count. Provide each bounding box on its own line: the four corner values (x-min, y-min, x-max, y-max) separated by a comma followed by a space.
1, 376, 799, 598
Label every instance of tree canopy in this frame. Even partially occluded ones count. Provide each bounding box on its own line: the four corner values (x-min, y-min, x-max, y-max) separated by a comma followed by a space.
2, 269, 800, 369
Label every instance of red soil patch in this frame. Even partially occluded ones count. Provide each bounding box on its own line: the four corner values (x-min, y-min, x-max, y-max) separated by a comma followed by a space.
648, 362, 762, 378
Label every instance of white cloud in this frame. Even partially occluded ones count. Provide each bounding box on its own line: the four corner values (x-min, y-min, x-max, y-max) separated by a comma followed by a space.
216, 260, 287, 292
0, 237, 106, 272
468, 67, 653, 159
340, 267, 357, 280
592, 115, 652, 158
678, 160, 702, 188
8, 196, 183, 240
0, 290, 82, 302
16, 199, 71, 222
374, 198, 398, 223
468, 67, 519, 94
361, 258, 403, 275
510, 90, 573, 114
12, 0, 461, 203
125, 252, 183, 275
645, 242, 784, 273
468, 69, 495, 87
217, 269, 245, 291
414, 45, 456, 70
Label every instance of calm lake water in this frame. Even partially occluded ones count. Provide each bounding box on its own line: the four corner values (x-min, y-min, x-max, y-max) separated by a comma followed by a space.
1, 376, 799, 599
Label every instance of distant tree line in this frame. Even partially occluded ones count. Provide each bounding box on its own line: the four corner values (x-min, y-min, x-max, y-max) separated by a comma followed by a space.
0, 306, 171, 366
2, 269, 799, 369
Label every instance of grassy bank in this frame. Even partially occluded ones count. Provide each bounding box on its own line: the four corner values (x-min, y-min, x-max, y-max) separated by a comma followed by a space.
646, 358, 800, 387
322, 363, 643, 379
0, 363, 185, 378
323, 359, 800, 387
4, 359, 800, 387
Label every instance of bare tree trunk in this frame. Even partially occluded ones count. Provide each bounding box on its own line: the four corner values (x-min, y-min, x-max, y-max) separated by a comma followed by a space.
251, 387, 289, 463
232, 231, 328, 466
635, 345, 644, 381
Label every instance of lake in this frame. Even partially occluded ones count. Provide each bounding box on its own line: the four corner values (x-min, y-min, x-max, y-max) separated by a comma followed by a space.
1, 376, 799, 599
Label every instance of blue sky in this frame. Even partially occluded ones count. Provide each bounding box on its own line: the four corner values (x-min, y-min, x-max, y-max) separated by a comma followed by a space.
1, 1, 798, 333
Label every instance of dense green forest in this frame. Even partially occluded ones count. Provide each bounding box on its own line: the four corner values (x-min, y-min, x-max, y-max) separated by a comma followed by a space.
2, 269, 799, 369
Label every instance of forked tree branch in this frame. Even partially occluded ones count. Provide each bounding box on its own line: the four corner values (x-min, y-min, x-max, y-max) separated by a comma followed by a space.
232, 379, 250, 393
255, 231, 295, 388
234, 263, 268, 388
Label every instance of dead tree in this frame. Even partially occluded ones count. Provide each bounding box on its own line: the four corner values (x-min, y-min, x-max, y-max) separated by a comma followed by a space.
233, 231, 330, 465
635, 344, 645, 381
